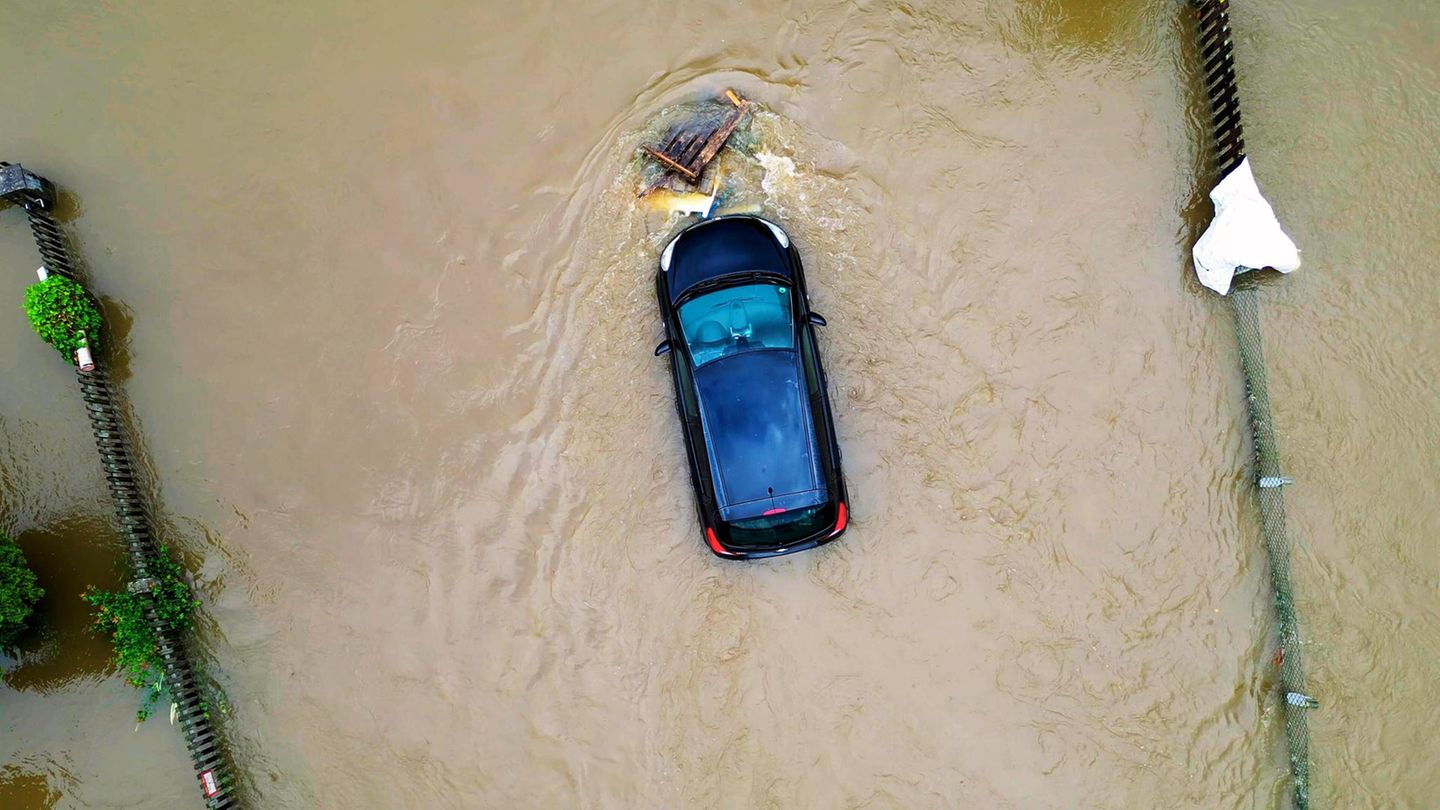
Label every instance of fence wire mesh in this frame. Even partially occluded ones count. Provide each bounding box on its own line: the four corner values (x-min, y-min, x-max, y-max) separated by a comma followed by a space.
1230, 281, 1313, 809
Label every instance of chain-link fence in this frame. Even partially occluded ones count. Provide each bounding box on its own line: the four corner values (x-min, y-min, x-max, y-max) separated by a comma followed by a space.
1230, 281, 1314, 808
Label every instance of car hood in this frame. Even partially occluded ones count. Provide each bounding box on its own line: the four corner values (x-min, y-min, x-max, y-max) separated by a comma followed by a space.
668, 217, 794, 303
693, 349, 825, 520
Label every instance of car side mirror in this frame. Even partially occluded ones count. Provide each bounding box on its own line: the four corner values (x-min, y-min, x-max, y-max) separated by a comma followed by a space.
654, 340, 673, 357
806, 312, 828, 327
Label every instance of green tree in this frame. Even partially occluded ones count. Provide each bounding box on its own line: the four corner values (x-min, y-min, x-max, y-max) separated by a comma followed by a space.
0, 532, 44, 650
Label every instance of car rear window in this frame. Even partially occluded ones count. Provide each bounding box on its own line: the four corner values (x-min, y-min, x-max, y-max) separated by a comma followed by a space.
726, 504, 831, 548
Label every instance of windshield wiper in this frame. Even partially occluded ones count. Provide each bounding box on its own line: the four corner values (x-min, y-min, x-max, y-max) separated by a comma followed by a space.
678, 271, 783, 304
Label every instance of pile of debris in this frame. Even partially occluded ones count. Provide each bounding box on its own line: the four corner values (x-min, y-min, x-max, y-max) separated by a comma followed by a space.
638, 89, 754, 215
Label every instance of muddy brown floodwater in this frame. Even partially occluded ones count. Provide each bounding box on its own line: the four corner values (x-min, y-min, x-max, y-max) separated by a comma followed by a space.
2, 1, 1438, 807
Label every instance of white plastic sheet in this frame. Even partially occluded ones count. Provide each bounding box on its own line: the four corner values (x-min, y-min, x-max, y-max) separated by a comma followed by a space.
1192, 158, 1301, 295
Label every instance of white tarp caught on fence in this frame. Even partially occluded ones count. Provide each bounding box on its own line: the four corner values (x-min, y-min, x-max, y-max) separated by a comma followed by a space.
1192, 158, 1301, 294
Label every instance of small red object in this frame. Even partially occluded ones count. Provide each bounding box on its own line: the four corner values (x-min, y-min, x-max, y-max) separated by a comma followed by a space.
763, 507, 787, 516
831, 502, 848, 535
705, 527, 736, 557
200, 769, 220, 798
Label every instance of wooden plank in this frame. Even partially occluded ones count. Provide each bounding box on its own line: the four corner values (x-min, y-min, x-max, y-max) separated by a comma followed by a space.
687, 100, 751, 172
678, 134, 709, 164
671, 132, 700, 160
642, 146, 699, 181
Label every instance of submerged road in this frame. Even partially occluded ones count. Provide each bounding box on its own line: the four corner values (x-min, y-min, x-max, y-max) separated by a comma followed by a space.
1, 0, 1437, 805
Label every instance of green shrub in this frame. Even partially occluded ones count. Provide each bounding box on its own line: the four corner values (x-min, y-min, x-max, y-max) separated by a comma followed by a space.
24, 275, 101, 362
0, 532, 44, 651
83, 548, 199, 721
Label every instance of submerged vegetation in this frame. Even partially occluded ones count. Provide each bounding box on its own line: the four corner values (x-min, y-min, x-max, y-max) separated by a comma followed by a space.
0, 532, 44, 653
24, 274, 101, 362
83, 548, 198, 721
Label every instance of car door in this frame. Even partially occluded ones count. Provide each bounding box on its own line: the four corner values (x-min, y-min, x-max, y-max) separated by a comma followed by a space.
798, 322, 841, 479
667, 340, 718, 518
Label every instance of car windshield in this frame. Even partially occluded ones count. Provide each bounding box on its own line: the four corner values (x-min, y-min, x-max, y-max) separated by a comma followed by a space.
677, 282, 795, 367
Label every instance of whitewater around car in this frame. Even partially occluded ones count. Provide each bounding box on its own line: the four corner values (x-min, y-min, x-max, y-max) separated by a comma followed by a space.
653, 215, 848, 559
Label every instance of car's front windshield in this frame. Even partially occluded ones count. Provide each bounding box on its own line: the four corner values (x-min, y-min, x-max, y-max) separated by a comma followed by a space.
677, 281, 795, 367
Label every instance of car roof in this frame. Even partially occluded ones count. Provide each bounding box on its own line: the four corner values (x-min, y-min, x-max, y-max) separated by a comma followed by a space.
692, 348, 826, 520
667, 216, 794, 304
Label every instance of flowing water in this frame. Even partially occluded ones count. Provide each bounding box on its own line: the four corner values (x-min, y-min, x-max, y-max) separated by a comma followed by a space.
2, 1, 1438, 807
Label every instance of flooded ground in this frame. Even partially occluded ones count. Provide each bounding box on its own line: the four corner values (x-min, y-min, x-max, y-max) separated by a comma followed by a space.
2, 1, 1438, 807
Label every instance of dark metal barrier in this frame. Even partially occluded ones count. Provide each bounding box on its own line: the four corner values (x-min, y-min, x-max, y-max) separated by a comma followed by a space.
2, 162, 240, 809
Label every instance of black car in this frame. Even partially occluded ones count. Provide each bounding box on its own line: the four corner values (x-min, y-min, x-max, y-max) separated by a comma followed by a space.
653, 215, 848, 559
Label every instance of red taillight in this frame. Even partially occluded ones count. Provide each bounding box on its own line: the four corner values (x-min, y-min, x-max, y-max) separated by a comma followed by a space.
832, 502, 848, 535
705, 527, 737, 557
763, 507, 787, 516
